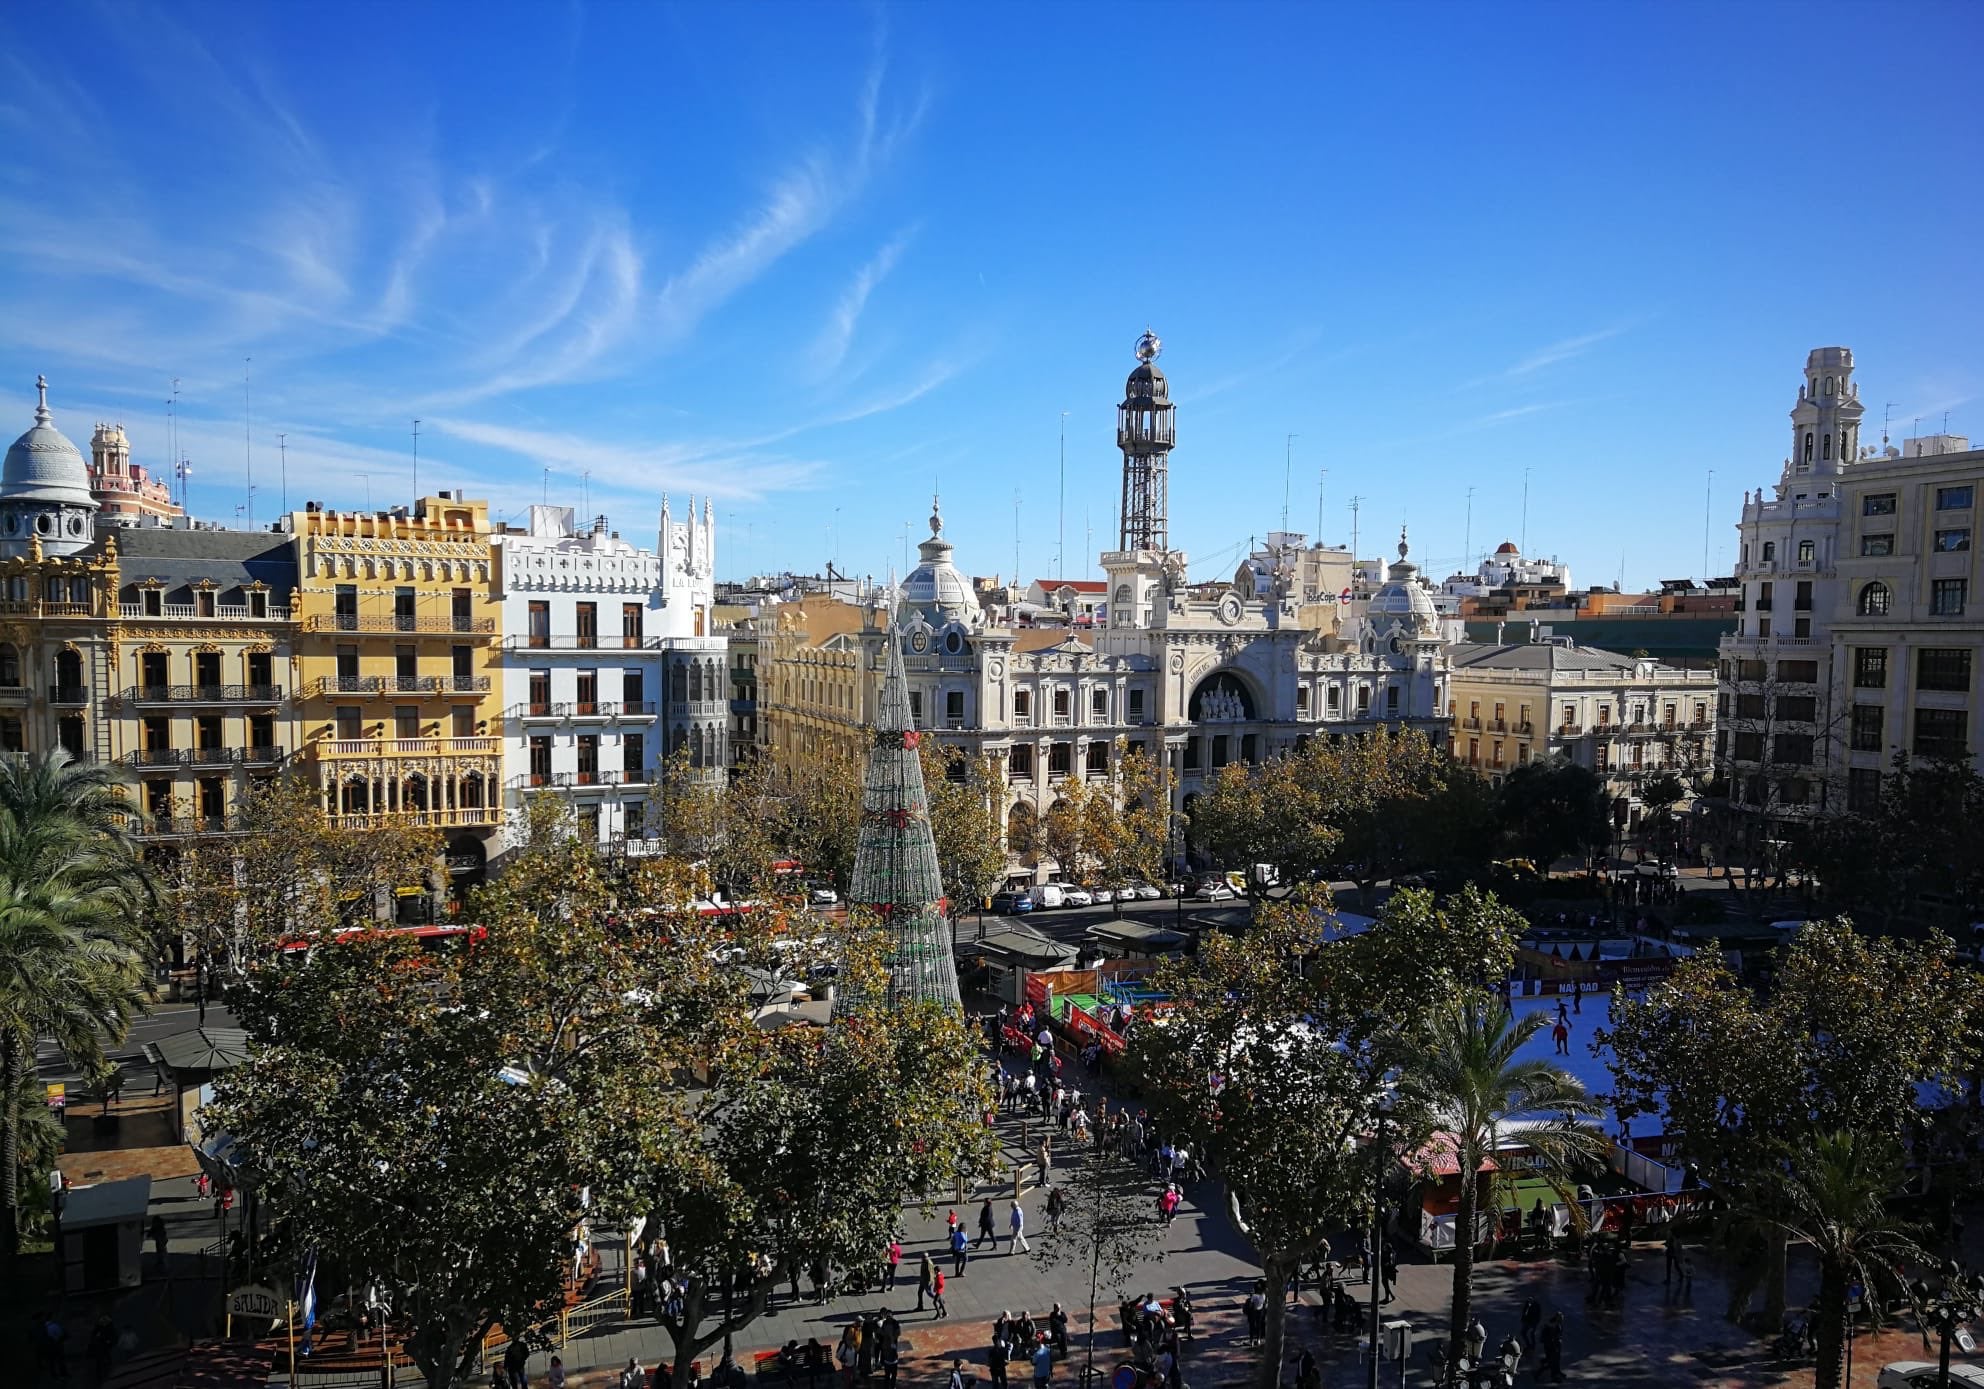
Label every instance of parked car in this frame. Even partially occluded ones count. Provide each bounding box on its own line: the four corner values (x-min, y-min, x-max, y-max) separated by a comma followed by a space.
990, 891, 1036, 915
1046, 881, 1093, 907
1089, 887, 1116, 904
1120, 880, 1163, 901
1879, 1363, 1984, 1388
1034, 883, 1066, 909
807, 884, 839, 906
1193, 879, 1236, 902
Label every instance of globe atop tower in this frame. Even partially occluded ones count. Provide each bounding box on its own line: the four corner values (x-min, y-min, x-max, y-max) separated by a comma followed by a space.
1117, 328, 1175, 552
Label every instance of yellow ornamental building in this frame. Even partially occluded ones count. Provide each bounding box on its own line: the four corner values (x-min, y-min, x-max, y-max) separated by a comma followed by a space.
288, 492, 506, 890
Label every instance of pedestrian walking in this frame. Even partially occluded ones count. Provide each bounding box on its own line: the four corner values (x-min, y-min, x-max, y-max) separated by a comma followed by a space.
1045, 1185, 1066, 1233
951, 1225, 970, 1276
1520, 1296, 1541, 1352
1553, 1019, 1570, 1055
1663, 1232, 1682, 1283
1541, 1312, 1566, 1382
1157, 1185, 1181, 1227
988, 1325, 1010, 1389
1032, 1338, 1053, 1389
885, 1238, 902, 1289
620, 1359, 646, 1389
1380, 1245, 1398, 1303
917, 1253, 935, 1312
879, 1332, 899, 1389
1010, 1200, 1030, 1254
1680, 1251, 1695, 1294
948, 1361, 967, 1389
503, 1334, 530, 1389
932, 1269, 949, 1319
977, 1199, 998, 1250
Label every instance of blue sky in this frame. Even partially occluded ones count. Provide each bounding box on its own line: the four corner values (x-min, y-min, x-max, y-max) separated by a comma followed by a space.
2, 2, 1978, 590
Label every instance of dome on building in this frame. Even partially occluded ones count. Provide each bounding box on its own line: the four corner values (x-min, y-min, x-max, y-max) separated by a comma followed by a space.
1494, 540, 1520, 556
900, 497, 978, 626
3, 376, 95, 506
1366, 527, 1438, 627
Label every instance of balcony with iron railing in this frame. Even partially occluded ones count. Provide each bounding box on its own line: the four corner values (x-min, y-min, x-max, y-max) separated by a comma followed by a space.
307, 675, 491, 699
52, 686, 87, 705
119, 602, 293, 623
1556, 723, 1581, 735
325, 806, 502, 830
508, 700, 658, 722
306, 613, 495, 635
137, 814, 239, 838
123, 684, 284, 705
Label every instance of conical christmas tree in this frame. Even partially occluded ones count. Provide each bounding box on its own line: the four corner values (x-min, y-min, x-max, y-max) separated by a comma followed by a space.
844, 627, 962, 1012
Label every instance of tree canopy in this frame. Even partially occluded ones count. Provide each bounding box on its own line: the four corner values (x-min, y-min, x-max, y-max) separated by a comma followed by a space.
1493, 754, 1612, 869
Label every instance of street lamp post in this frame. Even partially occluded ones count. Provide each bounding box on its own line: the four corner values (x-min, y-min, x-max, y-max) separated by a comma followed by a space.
1367, 1098, 1392, 1389
1912, 1263, 1984, 1389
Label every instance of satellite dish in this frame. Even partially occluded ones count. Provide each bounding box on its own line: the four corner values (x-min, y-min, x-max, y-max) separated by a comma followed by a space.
1959, 1329, 1977, 1353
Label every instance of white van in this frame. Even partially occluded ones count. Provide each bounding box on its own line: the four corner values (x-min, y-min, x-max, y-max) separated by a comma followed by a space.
1034, 883, 1066, 909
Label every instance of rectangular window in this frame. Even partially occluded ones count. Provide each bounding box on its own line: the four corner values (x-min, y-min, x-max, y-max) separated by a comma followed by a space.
394, 644, 417, 684
1052, 687, 1070, 718
1772, 734, 1814, 765
195, 713, 222, 750
1128, 688, 1146, 721
1013, 689, 1032, 721
0, 716, 22, 752
249, 713, 274, 753
248, 589, 268, 618
394, 705, 420, 739
576, 735, 599, 783
529, 735, 551, 784
1914, 708, 1969, 759
1794, 580, 1813, 611
908, 691, 923, 726
578, 805, 600, 840
1847, 767, 1882, 812
575, 602, 598, 648
623, 669, 645, 709
1778, 660, 1818, 682
1296, 685, 1310, 715
623, 733, 645, 775
1560, 703, 1576, 731
1009, 744, 1033, 779
946, 689, 966, 726
1597, 704, 1611, 727
1774, 696, 1817, 722
1466, 737, 1479, 765
1863, 493, 1897, 516
528, 601, 550, 648
1761, 542, 1776, 562
1936, 485, 1974, 511
1854, 648, 1888, 688
1861, 534, 1894, 556
1757, 617, 1772, 638
622, 603, 644, 648
452, 589, 474, 631
452, 645, 473, 689
528, 669, 551, 714
335, 705, 362, 739
453, 706, 475, 736
198, 777, 225, 820
1935, 528, 1971, 552
1085, 741, 1110, 775
1797, 540, 1814, 564
1850, 704, 1884, 752
1048, 741, 1072, 776
1733, 732, 1763, 761
575, 669, 598, 715
1917, 647, 1973, 692
334, 584, 358, 627
625, 802, 648, 838
1594, 743, 1610, 772
1327, 686, 1340, 714
394, 587, 416, 631
1090, 686, 1107, 718
1693, 702, 1707, 727
1736, 693, 1766, 718
1931, 578, 1968, 616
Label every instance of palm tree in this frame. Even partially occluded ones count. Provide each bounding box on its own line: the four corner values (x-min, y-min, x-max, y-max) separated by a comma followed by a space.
1407, 999, 1607, 1378
1762, 1131, 1922, 1389
0, 751, 154, 1259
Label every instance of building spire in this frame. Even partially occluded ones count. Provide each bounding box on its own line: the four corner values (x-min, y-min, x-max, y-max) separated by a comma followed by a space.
34, 374, 51, 425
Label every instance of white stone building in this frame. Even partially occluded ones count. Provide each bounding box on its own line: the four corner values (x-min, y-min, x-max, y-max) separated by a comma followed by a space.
1717, 345, 1983, 853
494, 499, 727, 848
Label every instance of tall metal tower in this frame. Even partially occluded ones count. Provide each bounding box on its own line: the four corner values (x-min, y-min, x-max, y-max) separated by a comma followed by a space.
844, 626, 962, 1012
1117, 329, 1175, 552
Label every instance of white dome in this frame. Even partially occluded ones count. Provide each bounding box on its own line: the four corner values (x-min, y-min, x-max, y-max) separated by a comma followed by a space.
900, 498, 979, 626
3, 377, 95, 507
1367, 529, 1437, 626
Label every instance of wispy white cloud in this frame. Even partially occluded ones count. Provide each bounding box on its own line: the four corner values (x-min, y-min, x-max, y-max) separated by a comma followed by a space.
427, 417, 823, 502
1506, 327, 1626, 377
809, 229, 915, 380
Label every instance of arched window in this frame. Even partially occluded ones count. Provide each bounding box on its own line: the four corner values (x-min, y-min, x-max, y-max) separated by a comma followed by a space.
461, 773, 484, 809
671, 662, 688, 704
0, 645, 16, 687
1824, 375, 1834, 396
689, 663, 702, 703
1007, 801, 1036, 854
55, 648, 83, 689
1857, 582, 1891, 616
1803, 432, 1815, 464
1822, 432, 1832, 461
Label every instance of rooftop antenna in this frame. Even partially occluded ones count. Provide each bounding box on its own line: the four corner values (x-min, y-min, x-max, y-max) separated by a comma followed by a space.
1282, 434, 1299, 533
1463, 485, 1475, 571
243, 357, 253, 529
1703, 469, 1714, 580
1883, 401, 1896, 449
356, 473, 372, 511
1348, 495, 1365, 572
1315, 467, 1328, 546
1013, 488, 1022, 589
411, 418, 421, 500
279, 433, 288, 517
1057, 410, 1068, 578
541, 466, 549, 506
1520, 466, 1531, 553
582, 469, 591, 517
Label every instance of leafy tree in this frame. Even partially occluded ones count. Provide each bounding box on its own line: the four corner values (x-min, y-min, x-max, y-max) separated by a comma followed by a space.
1600, 919, 1984, 1329
0, 751, 153, 1259
1493, 755, 1611, 871
1402, 1000, 1605, 1371
1127, 885, 1521, 1389
1088, 745, 1171, 908
1635, 771, 1688, 860
1186, 727, 1491, 901
1806, 756, 1984, 933
1761, 1131, 1923, 1389
1040, 776, 1104, 887
1039, 1143, 1166, 1382
919, 741, 1010, 913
